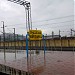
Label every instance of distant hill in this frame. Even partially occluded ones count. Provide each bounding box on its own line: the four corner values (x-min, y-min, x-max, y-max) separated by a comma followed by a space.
0, 33, 25, 41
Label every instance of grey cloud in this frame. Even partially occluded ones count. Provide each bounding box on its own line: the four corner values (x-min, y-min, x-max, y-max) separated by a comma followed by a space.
0, 0, 74, 36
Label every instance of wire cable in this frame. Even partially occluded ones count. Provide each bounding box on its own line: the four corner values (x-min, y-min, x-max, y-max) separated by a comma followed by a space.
6, 28, 14, 34
5, 15, 74, 26
6, 20, 74, 28
32, 20, 74, 27
32, 15, 74, 23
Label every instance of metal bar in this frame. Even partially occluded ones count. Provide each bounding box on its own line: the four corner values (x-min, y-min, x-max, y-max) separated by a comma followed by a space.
28, 9, 30, 31
43, 35, 46, 55
13, 28, 16, 59
26, 34, 28, 58
30, 5, 32, 30
1, 21, 6, 61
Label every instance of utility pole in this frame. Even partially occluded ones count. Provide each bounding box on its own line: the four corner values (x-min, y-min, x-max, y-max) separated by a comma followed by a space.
59, 30, 61, 38
13, 28, 16, 59
52, 31, 54, 38
17, 34, 19, 49
71, 29, 72, 37
9, 35, 10, 49
1, 21, 6, 61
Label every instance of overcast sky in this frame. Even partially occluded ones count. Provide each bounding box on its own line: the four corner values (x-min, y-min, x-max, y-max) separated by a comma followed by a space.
0, 0, 74, 36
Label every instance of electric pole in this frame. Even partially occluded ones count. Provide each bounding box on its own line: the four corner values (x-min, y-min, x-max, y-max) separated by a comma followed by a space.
52, 31, 54, 38
13, 28, 16, 59
1, 21, 6, 61
59, 30, 61, 38
71, 29, 72, 37
9, 35, 10, 49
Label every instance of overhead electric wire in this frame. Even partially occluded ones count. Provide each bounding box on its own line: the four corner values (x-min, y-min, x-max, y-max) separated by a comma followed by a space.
6, 20, 74, 28
5, 15, 74, 26
3, 15, 74, 35
6, 28, 14, 34
32, 20, 74, 27
32, 15, 74, 23
10, 24, 73, 30
44, 24, 73, 29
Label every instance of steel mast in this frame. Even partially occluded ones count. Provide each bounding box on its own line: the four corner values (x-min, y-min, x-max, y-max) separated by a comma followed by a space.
8, 0, 32, 32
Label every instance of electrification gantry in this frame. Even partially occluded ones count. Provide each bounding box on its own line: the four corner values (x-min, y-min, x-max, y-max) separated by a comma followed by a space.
8, 0, 32, 32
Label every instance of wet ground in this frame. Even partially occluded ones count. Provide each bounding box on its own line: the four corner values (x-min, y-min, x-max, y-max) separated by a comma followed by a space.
0, 51, 74, 75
